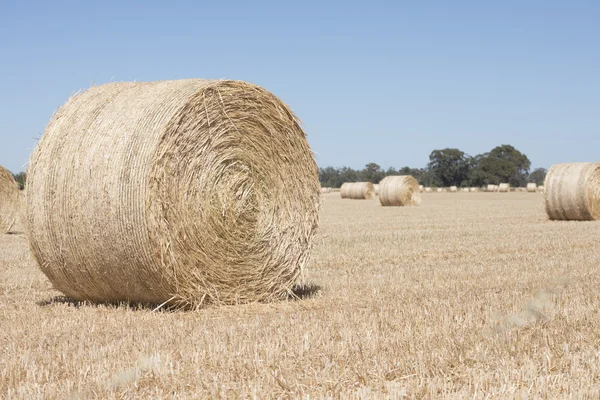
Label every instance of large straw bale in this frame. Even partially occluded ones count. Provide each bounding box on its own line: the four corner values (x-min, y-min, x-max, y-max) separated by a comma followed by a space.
527, 183, 537, 192
26, 79, 320, 308
0, 166, 20, 234
544, 162, 600, 221
378, 175, 421, 207
340, 182, 375, 199
498, 183, 510, 192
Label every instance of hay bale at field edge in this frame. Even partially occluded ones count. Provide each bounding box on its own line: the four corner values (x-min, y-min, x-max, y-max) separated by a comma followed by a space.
424, 187, 432, 193
527, 183, 537, 193
498, 183, 510, 193
26, 79, 321, 308
544, 162, 600, 221
340, 182, 375, 200
449, 186, 457, 192
0, 166, 20, 234
379, 175, 421, 207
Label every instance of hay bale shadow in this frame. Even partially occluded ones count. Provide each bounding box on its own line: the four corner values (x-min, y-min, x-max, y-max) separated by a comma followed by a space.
290, 283, 322, 300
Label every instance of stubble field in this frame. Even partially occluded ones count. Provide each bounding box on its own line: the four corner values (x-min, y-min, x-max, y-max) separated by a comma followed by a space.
1, 192, 600, 399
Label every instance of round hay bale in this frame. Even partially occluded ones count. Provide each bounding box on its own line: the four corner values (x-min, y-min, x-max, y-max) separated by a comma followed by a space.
449, 186, 458, 192
498, 183, 510, 192
373, 184, 380, 195
0, 166, 20, 234
527, 183, 537, 192
544, 162, 600, 221
378, 175, 421, 207
340, 182, 375, 199
469, 187, 479, 192
320, 187, 332, 194
419, 185, 424, 193
436, 188, 443, 193
26, 79, 320, 308
424, 187, 432, 193
538, 185, 545, 193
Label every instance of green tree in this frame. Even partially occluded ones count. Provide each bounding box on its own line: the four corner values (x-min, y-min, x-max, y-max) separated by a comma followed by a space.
528, 168, 547, 185
361, 163, 385, 183
470, 145, 531, 187
12, 171, 26, 190
427, 148, 471, 187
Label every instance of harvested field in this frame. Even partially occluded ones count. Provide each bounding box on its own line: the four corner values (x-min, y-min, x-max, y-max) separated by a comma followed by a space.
2, 192, 600, 398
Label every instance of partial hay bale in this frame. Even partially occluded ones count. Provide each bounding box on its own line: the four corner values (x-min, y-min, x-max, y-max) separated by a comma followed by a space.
498, 183, 510, 192
340, 182, 375, 199
378, 175, 421, 207
419, 185, 424, 193
544, 162, 600, 221
461, 188, 469, 192
424, 187, 432, 193
0, 166, 20, 234
26, 79, 320, 308
519, 187, 527, 192
320, 187, 332, 194
436, 188, 443, 193
538, 185, 545, 193
527, 183, 537, 192
449, 186, 458, 192
470, 187, 479, 192
374, 184, 380, 195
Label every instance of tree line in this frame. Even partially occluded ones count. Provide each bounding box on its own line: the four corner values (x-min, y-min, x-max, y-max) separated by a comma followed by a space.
319, 144, 547, 188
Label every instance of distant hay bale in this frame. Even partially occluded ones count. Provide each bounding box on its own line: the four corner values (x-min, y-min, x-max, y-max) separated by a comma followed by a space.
26, 79, 320, 308
436, 188, 443, 193
538, 185, 545, 193
0, 166, 20, 234
340, 182, 375, 199
498, 183, 510, 192
527, 183, 537, 192
519, 187, 527, 192
320, 187, 332, 194
378, 175, 421, 207
449, 186, 457, 192
373, 184, 380, 195
419, 185, 424, 193
544, 162, 600, 221
470, 187, 479, 192
424, 187, 432, 193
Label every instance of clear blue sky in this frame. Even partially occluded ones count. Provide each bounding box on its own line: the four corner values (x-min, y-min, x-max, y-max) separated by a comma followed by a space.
1, 1, 598, 173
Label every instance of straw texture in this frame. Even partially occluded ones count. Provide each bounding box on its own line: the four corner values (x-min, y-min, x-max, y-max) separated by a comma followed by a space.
498, 183, 510, 193
527, 183, 537, 193
26, 79, 320, 308
0, 166, 20, 234
544, 162, 600, 221
340, 182, 375, 199
379, 176, 421, 207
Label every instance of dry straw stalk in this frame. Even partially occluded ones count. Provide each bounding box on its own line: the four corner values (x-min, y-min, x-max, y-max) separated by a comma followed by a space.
378, 175, 421, 206
340, 182, 375, 200
544, 162, 600, 221
27, 79, 321, 308
0, 166, 20, 234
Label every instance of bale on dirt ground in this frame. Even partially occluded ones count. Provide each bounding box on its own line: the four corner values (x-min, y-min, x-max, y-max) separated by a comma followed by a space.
449, 186, 457, 192
378, 176, 421, 207
424, 187, 432, 193
26, 79, 321, 308
340, 182, 375, 199
320, 187, 332, 193
527, 183, 537, 192
436, 188, 443, 193
0, 166, 20, 234
470, 187, 479, 192
486, 184, 497, 192
498, 183, 510, 192
544, 162, 600, 221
